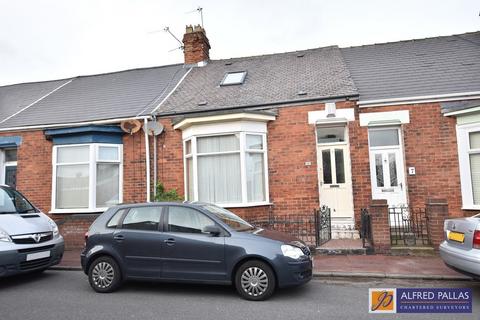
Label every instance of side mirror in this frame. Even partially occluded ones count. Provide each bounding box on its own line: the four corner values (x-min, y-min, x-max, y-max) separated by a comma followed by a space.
203, 225, 222, 236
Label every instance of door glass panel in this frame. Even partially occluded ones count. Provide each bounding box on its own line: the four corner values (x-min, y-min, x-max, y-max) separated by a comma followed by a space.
168, 206, 214, 233
122, 207, 162, 231
375, 154, 384, 187
470, 153, 480, 205
322, 150, 332, 184
335, 149, 345, 184
469, 132, 480, 149
317, 126, 345, 144
369, 129, 399, 147
388, 153, 398, 187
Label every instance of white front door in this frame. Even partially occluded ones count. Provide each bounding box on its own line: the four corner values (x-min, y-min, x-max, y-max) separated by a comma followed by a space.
316, 124, 354, 222
368, 127, 407, 207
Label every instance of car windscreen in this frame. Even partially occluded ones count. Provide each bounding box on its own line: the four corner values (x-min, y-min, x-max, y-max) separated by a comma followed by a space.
199, 204, 254, 231
0, 187, 37, 214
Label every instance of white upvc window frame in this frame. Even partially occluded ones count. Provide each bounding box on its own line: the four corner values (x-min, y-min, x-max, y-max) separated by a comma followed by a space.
183, 131, 270, 208
457, 123, 480, 210
51, 143, 123, 213
0, 148, 17, 186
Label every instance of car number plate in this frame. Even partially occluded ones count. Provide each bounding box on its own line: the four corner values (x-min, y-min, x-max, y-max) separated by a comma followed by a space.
26, 250, 51, 261
448, 231, 465, 243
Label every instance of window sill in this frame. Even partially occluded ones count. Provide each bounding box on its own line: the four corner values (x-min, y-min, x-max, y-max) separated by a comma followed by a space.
49, 208, 108, 214
218, 202, 273, 208
461, 206, 480, 211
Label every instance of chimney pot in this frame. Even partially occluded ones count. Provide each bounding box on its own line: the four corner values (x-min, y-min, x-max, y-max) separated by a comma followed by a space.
183, 24, 210, 66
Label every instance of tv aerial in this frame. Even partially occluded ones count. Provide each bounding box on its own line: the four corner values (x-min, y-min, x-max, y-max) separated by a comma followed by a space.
186, 6, 204, 28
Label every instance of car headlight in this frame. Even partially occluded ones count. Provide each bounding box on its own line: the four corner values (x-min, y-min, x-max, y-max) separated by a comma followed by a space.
0, 228, 11, 242
281, 244, 304, 259
48, 218, 60, 237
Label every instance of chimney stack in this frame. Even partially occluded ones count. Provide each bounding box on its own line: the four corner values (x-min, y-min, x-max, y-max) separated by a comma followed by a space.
183, 25, 210, 66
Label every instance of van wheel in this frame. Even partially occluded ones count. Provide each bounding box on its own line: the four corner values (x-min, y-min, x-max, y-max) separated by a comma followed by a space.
235, 260, 276, 301
88, 256, 121, 293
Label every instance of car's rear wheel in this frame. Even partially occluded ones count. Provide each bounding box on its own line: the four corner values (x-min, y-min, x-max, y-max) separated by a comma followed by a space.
88, 256, 121, 293
235, 260, 276, 301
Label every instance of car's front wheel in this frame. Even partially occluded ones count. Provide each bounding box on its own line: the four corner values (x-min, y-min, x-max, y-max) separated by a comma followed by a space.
88, 256, 121, 293
235, 260, 276, 301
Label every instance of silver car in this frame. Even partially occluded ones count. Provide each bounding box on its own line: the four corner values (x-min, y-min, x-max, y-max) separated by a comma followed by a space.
439, 214, 480, 279
0, 185, 64, 277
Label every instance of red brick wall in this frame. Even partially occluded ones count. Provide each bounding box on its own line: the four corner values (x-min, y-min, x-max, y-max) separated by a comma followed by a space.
357, 103, 463, 218
0, 100, 467, 249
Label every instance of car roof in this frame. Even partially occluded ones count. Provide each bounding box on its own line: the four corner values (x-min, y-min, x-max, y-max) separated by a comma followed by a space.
111, 201, 205, 210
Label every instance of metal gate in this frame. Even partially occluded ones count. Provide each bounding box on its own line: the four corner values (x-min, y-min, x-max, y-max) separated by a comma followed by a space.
248, 206, 331, 247
314, 205, 331, 247
360, 208, 373, 250
389, 207, 432, 246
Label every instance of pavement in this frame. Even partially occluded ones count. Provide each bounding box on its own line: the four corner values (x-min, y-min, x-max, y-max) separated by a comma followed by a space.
1, 270, 478, 320
55, 248, 471, 280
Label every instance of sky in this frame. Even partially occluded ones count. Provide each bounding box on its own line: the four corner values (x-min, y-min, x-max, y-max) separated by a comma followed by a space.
0, 0, 478, 86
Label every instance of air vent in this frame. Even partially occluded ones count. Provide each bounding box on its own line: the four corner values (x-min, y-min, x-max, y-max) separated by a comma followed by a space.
225, 61, 233, 65
297, 90, 307, 96
296, 52, 305, 58
21, 214, 40, 218
197, 101, 208, 106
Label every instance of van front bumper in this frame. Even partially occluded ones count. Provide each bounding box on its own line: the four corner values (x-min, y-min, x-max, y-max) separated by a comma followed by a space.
0, 236, 64, 277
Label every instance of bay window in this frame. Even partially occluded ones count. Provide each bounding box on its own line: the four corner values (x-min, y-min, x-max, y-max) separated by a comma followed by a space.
53, 144, 122, 212
184, 132, 268, 206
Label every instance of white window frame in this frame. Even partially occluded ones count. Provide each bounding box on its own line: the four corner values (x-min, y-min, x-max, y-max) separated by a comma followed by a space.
457, 123, 480, 210
183, 131, 270, 207
51, 143, 123, 213
0, 148, 17, 186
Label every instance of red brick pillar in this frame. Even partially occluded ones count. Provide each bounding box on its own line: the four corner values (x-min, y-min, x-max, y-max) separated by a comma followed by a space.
369, 199, 391, 254
426, 199, 448, 250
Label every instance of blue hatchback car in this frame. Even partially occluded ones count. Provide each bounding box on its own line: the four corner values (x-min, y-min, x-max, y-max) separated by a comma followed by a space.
81, 202, 312, 300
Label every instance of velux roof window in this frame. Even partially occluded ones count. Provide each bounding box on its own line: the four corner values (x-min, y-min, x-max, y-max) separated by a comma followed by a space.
220, 71, 247, 86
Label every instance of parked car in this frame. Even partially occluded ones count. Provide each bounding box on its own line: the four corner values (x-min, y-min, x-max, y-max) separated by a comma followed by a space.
0, 185, 64, 277
439, 214, 480, 279
81, 202, 312, 300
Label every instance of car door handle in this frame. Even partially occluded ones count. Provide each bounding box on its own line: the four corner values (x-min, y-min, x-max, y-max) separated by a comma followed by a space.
164, 238, 175, 246
114, 235, 125, 241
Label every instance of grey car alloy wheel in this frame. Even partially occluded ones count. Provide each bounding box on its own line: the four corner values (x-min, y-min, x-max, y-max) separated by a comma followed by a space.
241, 266, 269, 297
92, 261, 115, 289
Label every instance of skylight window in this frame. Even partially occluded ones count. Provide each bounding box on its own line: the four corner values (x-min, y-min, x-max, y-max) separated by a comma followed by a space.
221, 71, 247, 86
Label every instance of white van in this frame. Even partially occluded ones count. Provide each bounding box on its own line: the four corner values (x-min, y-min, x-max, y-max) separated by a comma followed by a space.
0, 185, 64, 277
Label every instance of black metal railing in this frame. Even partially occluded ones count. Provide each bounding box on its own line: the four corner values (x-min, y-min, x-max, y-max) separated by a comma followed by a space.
389, 206, 432, 246
360, 208, 373, 250
315, 205, 332, 247
248, 206, 331, 247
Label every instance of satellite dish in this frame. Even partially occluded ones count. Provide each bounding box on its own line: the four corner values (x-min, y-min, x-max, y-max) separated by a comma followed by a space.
120, 120, 142, 134
143, 121, 164, 136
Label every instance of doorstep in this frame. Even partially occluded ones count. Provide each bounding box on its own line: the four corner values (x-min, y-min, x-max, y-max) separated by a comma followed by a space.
315, 239, 367, 255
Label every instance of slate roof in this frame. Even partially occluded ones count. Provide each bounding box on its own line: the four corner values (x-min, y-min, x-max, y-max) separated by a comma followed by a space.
440, 99, 480, 114
341, 31, 480, 103
159, 46, 358, 115
0, 64, 188, 129
0, 79, 68, 125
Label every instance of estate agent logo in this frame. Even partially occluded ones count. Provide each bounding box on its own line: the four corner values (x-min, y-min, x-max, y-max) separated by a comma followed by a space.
369, 288, 472, 314
369, 288, 396, 313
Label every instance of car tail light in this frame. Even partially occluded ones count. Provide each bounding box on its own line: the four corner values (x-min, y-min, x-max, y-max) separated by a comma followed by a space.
84, 231, 89, 246
473, 230, 480, 249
